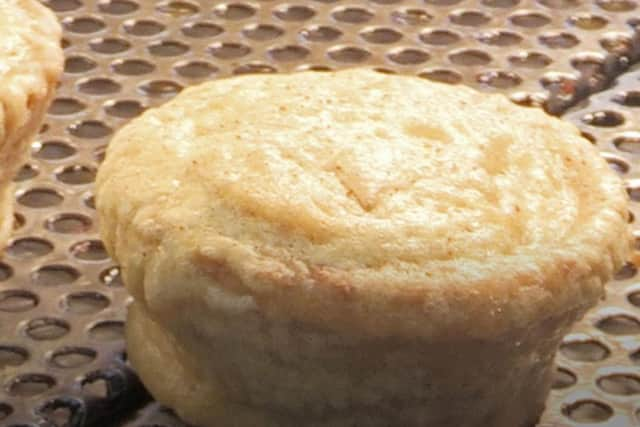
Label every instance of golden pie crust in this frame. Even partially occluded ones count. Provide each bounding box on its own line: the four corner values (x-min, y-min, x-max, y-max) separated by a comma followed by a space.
97, 69, 631, 427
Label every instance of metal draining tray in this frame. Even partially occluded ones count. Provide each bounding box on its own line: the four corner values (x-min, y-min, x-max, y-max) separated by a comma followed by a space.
0, 0, 639, 426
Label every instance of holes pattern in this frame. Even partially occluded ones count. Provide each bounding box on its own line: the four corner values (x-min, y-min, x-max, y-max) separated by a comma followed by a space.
35, 0, 640, 117
2, 1, 138, 421
557, 65, 640, 427
563, 400, 614, 423
2, 0, 640, 426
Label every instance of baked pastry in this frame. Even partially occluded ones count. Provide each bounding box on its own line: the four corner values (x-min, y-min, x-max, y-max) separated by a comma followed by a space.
0, 0, 63, 248
96, 69, 630, 427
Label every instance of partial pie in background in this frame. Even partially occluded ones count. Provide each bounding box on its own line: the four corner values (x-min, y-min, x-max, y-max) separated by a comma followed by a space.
0, 0, 64, 249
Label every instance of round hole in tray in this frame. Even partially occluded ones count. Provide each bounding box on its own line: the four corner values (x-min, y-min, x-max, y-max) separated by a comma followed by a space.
174, 61, 219, 79
387, 48, 430, 65
213, 3, 256, 20
560, 338, 610, 362
391, 8, 433, 25
64, 292, 110, 314
477, 71, 522, 89
552, 367, 577, 389
17, 188, 63, 209
6, 238, 53, 259
418, 69, 463, 84
301, 26, 342, 42
156, 0, 200, 16
45, 213, 92, 234
332, 6, 374, 23
49, 346, 97, 368
98, 0, 139, 15
49, 97, 86, 115
628, 291, 640, 308
600, 32, 633, 53
123, 19, 166, 37
482, 0, 521, 6
104, 99, 146, 119
274, 4, 316, 21
182, 21, 224, 38
234, 63, 277, 75
0, 290, 38, 316
571, 52, 606, 75
84, 193, 96, 210
80, 372, 110, 399
596, 0, 637, 11
88, 320, 125, 341
70, 240, 109, 261
581, 110, 625, 127
563, 400, 613, 423
243, 24, 283, 41
508, 52, 552, 68
0, 290, 39, 313
45, 0, 83, 12
63, 16, 106, 34
13, 164, 39, 182
24, 317, 70, 341
208, 42, 251, 59
615, 262, 637, 280
603, 154, 630, 174
89, 37, 131, 54
360, 27, 402, 44
613, 91, 640, 107
6, 374, 56, 397
0, 263, 13, 281
596, 315, 640, 335
269, 45, 310, 62
111, 58, 156, 76
33, 141, 77, 160
0, 403, 13, 420
13, 213, 25, 231
419, 29, 461, 46
148, 40, 190, 57
449, 49, 492, 66
567, 13, 609, 29
425, 0, 464, 5
539, 32, 580, 48
509, 11, 551, 28
597, 374, 640, 395
328, 46, 372, 63
68, 120, 113, 139
627, 184, 640, 202
538, 0, 582, 8
449, 10, 491, 26
77, 77, 123, 95
32, 265, 80, 287
56, 165, 97, 185
0, 346, 29, 369
138, 80, 184, 97
64, 55, 97, 74
477, 30, 523, 46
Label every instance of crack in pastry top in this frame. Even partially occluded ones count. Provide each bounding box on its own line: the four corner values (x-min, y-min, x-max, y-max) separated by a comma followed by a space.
97, 69, 629, 337
101, 70, 624, 262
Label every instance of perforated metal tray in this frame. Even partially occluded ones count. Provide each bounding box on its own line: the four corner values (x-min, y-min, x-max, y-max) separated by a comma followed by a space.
1, 0, 639, 426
